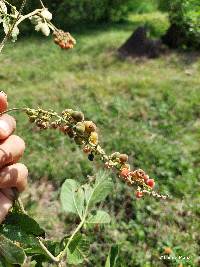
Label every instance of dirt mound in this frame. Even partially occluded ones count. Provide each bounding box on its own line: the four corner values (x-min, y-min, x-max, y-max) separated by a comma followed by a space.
118, 26, 164, 59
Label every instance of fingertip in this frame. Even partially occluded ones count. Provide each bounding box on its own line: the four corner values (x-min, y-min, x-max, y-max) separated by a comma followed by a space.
0, 91, 8, 113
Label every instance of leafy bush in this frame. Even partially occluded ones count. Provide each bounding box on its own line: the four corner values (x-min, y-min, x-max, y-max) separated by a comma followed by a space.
159, 0, 200, 48
129, 0, 158, 14
55, 0, 131, 29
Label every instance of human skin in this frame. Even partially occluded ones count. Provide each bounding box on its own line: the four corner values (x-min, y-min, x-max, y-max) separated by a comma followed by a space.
0, 92, 28, 223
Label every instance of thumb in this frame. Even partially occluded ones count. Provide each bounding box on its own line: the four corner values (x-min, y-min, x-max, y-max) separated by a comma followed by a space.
0, 91, 8, 113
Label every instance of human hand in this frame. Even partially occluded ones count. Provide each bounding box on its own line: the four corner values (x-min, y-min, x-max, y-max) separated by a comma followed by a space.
0, 92, 28, 223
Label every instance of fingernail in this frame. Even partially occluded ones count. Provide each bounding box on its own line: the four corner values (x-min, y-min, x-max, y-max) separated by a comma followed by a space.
0, 120, 10, 136
0, 91, 7, 99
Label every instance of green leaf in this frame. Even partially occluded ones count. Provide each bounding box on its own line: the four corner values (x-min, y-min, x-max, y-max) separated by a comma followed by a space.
86, 171, 113, 208
60, 179, 85, 218
87, 210, 111, 224
105, 245, 119, 267
0, 235, 26, 265
5, 213, 45, 236
67, 234, 89, 265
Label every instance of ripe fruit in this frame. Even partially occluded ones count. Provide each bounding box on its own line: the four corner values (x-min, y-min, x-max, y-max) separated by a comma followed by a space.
135, 191, 143, 198
88, 153, 94, 161
120, 168, 129, 178
89, 132, 98, 145
71, 111, 84, 122
146, 179, 155, 188
164, 247, 172, 254
84, 121, 97, 133
83, 146, 91, 154
119, 154, 129, 163
143, 174, 149, 182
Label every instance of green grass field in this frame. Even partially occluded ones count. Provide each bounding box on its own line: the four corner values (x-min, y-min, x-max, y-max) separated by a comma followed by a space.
0, 12, 199, 267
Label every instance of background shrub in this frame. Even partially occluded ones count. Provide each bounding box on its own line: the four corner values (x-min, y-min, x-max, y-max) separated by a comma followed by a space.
159, 0, 200, 48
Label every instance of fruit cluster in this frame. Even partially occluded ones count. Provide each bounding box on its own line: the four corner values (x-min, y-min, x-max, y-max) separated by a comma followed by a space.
53, 30, 76, 50
23, 107, 167, 199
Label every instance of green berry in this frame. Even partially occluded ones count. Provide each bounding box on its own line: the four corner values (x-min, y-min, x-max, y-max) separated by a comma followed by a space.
74, 136, 83, 145
75, 122, 85, 133
71, 111, 84, 122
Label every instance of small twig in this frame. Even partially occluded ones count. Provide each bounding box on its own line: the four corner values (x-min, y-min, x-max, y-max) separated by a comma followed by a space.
0, 0, 27, 53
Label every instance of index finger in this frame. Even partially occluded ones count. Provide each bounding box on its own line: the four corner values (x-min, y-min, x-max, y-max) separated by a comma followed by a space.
0, 91, 8, 113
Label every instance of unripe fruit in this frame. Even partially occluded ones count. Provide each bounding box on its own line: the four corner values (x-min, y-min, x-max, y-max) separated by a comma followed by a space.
71, 111, 84, 122
119, 154, 129, 163
75, 122, 85, 133
121, 163, 130, 171
111, 152, 120, 159
66, 127, 75, 138
29, 115, 37, 123
146, 179, 155, 188
120, 168, 129, 178
74, 136, 83, 145
84, 121, 97, 133
89, 132, 98, 145
135, 191, 143, 198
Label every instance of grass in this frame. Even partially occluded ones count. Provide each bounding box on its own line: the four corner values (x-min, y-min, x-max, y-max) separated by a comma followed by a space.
0, 12, 199, 267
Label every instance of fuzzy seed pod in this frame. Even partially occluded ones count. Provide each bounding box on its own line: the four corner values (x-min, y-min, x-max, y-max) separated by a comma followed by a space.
41, 9, 52, 21
84, 121, 97, 133
89, 132, 98, 145
75, 122, 85, 133
119, 154, 129, 163
71, 111, 84, 122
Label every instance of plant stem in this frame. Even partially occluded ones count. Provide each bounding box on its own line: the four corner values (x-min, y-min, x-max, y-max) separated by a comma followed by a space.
37, 238, 60, 263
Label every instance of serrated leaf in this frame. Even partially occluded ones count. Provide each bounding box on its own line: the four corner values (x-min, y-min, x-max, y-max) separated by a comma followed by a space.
0, 235, 26, 265
5, 213, 45, 236
105, 245, 119, 267
87, 210, 111, 224
67, 234, 89, 265
87, 171, 113, 208
60, 179, 85, 218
